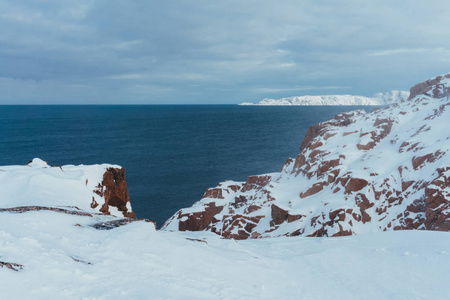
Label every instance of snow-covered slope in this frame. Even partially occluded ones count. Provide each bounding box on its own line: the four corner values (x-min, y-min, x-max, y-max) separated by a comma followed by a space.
164, 74, 450, 239
240, 90, 409, 106
0, 158, 135, 218
2, 210, 450, 299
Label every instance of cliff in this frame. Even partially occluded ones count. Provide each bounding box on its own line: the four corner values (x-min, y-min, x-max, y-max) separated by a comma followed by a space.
0, 158, 135, 218
164, 74, 450, 239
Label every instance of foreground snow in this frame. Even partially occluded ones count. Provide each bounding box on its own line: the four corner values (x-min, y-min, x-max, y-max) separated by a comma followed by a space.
240, 90, 409, 106
1, 159, 448, 299
0, 209, 449, 299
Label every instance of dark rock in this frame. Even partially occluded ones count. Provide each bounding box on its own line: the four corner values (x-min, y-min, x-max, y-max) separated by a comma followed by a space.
178, 202, 224, 231
241, 175, 272, 192
0, 206, 94, 217
271, 204, 288, 225
300, 181, 327, 198
345, 178, 368, 194
94, 167, 135, 218
300, 123, 327, 152
408, 74, 450, 100
90, 218, 155, 230
202, 188, 224, 199
0, 261, 23, 272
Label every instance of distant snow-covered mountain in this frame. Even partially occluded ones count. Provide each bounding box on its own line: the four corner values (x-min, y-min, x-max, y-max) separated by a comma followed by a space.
240, 90, 409, 106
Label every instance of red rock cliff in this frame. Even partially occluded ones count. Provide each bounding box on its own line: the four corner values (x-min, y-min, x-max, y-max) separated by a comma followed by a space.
163, 73, 450, 239
94, 167, 136, 218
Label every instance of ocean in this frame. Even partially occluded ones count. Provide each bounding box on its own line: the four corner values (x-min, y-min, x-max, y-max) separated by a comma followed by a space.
0, 105, 370, 226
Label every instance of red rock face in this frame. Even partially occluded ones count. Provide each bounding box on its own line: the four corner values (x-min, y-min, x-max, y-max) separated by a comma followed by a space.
219, 214, 263, 239
300, 123, 326, 151
202, 188, 224, 199
241, 175, 272, 192
163, 73, 450, 239
345, 178, 368, 194
408, 74, 450, 100
178, 202, 224, 231
94, 168, 135, 218
271, 204, 288, 225
423, 169, 450, 230
0, 206, 94, 216
300, 182, 326, 198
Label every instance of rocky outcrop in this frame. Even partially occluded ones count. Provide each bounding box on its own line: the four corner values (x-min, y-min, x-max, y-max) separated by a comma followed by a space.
408, 74, 450, 100
94, 167, 135, 218
0, 206, 95, 217
1, 159, 140, 221
90, 218, 155, 230
163, 73, 450, 239
422, 168, 450, 230
177, 203, 224, 231
300, 123, 327, 151
0, 261, 23, 272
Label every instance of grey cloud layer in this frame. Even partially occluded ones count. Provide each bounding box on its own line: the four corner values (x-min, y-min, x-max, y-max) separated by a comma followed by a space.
1, 0, 449, 104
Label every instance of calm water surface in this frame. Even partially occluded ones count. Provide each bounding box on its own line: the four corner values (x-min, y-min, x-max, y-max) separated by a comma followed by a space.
0, 105, 370, 226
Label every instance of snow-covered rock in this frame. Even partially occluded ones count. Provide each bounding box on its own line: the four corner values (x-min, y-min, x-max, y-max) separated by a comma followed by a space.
240, 90, 409, 106
0, 158, 135, 218
164, 74, 450, 239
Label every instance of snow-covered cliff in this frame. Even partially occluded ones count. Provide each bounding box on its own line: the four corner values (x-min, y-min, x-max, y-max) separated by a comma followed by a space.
164, 74, 450, 239
240, 90, 409, 106
0, 158, 135, 218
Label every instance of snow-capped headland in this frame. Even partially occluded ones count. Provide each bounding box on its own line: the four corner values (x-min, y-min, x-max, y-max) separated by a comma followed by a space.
240, 90, 409, 106
0, 158, 136, 219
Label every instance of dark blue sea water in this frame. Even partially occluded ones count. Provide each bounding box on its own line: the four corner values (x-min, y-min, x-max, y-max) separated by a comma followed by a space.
0, 105, 369, 226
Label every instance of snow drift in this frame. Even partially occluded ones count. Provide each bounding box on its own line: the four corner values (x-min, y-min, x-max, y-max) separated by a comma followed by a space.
2, 213, 450, 299
164, 74, 450, 239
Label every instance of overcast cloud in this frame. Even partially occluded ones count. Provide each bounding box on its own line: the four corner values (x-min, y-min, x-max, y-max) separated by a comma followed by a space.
1, 0, 450, 104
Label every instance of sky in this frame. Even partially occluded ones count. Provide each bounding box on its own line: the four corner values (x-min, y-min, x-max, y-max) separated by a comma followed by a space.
1, 0, 450, 104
